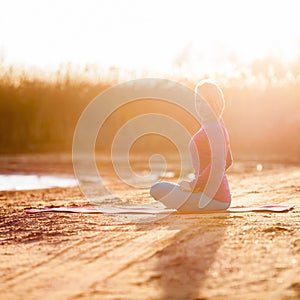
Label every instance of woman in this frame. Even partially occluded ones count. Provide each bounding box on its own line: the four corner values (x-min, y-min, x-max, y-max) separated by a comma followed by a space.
150, 80, 233, 211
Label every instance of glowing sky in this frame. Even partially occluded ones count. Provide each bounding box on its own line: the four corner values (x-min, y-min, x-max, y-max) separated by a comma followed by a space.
0, 0, 300, 74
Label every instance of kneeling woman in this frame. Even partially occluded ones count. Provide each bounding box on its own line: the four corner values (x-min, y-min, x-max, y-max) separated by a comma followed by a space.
150, 80, 233, 212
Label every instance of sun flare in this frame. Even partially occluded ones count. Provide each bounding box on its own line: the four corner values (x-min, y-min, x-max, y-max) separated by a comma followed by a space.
0, 0, 299, 75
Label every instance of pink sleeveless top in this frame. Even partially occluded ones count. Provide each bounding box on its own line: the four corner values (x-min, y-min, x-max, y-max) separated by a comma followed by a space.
189, 119, 233, 203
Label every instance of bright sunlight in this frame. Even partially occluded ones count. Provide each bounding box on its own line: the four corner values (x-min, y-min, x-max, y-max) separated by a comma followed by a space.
1, 2, 300, 299
0, 0, 299, 74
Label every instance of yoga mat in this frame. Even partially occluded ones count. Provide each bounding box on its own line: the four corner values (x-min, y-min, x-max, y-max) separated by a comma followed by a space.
26, 204, 294, 214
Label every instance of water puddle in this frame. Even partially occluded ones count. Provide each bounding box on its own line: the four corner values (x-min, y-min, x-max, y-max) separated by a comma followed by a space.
0, 174, 78, 191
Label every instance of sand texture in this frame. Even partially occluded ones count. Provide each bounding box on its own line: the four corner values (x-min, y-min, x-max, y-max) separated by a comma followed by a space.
0, 154, 300, 300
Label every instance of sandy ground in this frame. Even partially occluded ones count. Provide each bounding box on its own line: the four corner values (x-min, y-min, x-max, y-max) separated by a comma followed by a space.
0, 154, 300, 300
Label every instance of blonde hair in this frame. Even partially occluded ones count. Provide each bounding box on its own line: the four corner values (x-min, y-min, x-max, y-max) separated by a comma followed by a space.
195, 79, 225, 118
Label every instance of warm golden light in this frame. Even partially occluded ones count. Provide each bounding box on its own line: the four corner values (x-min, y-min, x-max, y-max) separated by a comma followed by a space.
0, 0, 299, 161
0, 0, 299, 74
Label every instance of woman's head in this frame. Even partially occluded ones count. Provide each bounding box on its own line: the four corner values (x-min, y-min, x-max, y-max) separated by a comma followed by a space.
194, 79, 225, 120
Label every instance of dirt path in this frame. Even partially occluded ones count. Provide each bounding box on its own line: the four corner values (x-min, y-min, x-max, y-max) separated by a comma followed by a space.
0, 155, 300, 299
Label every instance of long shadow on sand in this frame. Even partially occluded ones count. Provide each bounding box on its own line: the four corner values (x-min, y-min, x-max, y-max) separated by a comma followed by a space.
136, 212, 229, 299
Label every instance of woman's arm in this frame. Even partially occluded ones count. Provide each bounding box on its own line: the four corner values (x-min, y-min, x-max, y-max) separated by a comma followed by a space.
178, 161, 211, 192
178, 180, 192, 191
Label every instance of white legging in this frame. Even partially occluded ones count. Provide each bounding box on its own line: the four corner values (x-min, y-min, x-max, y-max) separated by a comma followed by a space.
150, 182, 230, 212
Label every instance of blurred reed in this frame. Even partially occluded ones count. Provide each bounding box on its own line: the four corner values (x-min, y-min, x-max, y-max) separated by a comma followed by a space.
0, 58, 299, 162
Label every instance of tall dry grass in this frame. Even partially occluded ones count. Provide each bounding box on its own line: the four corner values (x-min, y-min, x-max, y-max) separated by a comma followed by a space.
0, 63, 110, 152
0, 58, 299, 162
